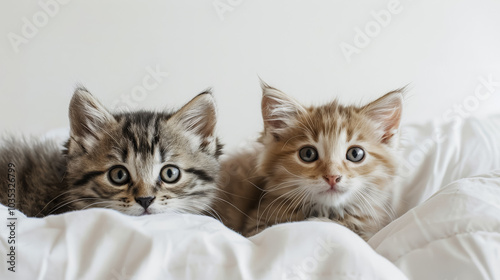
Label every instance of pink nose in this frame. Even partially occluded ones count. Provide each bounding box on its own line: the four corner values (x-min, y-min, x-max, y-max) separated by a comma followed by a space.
324, 175, 342, 188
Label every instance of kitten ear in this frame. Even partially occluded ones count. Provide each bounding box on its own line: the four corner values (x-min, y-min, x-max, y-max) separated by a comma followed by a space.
69, 87, 116, 141
171, 91, 217, 139
362, 88, 405, 144
261, 81, 306, 140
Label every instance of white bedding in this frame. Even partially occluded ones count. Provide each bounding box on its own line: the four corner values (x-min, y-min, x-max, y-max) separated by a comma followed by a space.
1, 116, 500, 280
370, 171, 500, 279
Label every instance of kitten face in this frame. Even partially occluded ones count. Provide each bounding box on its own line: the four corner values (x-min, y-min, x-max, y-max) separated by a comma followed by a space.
64, 88, 222, 216
258, 84, 403, 217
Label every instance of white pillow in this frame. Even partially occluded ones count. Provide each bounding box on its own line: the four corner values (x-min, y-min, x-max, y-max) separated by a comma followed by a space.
393, 115, 500, 217
370, 170, 500, 279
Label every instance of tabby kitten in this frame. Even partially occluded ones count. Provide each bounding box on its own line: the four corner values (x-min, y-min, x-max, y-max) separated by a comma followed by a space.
217, 83, 403, 240
0, 88, 222, 217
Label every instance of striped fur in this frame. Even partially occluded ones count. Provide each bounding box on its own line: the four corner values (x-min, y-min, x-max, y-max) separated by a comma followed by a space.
0, 88, 222, 217
217, 83, 404, 240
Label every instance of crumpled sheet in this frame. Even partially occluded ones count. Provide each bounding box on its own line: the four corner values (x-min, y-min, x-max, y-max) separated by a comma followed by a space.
2, 116, 500, 280
371, 170, 500, 280
0, 206, 406, 279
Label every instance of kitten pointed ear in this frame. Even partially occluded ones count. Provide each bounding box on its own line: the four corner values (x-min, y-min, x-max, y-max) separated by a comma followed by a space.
69, 87, 116, 141
171, 91, 217, 139
261, 82, 305, 140
362, 88, 405, 144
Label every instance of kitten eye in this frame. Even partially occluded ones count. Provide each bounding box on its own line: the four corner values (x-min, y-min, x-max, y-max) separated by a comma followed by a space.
346, 147, 365, 162
108, 166, 130, 185
299, 146, 318, 162
160, 165, 181, 183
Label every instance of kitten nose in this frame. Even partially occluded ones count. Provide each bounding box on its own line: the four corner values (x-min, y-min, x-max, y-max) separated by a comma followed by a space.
135, 196, 155, 209
324, 175, 342, 187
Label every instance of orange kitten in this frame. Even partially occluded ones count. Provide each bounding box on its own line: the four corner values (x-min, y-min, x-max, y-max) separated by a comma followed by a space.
217, 83, 404, 240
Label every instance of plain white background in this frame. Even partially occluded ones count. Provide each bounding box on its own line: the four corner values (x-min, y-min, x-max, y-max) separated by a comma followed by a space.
1, 0, 500, 149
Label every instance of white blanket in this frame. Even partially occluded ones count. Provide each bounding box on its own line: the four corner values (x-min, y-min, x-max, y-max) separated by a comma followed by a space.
0, 207, 407, 279
1, 116, 500, 279
370, 171, 500, 279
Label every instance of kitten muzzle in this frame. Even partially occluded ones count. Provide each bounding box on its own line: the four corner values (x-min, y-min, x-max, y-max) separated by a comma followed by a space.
323, 175, 342, 189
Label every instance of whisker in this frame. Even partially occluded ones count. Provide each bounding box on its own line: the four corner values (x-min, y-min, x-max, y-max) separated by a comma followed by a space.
46, 197, 104, 216
188, 202, 223, 223
211, 196, 253, 220
34, 189, 77, 217
215, 187, 256, 200
243, 179, 266, 192
258, 187, 302, 229
81, 201, 115, 210
280, 166, 304, 180
280, 187, 308, 223
281, 135, 304, 151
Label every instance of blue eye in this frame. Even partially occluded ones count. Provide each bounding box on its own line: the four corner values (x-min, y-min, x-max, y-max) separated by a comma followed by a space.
160, 165, 181, 183
299, 147, 318, 162
108, 166, 130, 185
346, 147, 365, 162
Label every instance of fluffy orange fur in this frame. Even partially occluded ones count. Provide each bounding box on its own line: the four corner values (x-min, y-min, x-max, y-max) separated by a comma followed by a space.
216, 83, 404, 241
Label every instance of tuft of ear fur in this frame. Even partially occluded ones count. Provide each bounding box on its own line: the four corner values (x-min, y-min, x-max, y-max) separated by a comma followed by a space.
261, 82, 306, 141
69, 87, 116, 142
171, 90, 217, 139
362, 87, 405, 144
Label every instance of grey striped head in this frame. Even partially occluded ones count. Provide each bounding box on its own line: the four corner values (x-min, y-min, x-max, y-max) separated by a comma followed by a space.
64, 88, 222, 216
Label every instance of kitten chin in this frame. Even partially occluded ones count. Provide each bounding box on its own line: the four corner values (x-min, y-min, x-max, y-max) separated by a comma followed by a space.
0, 87, 223, 218
217, 82, 404, 241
